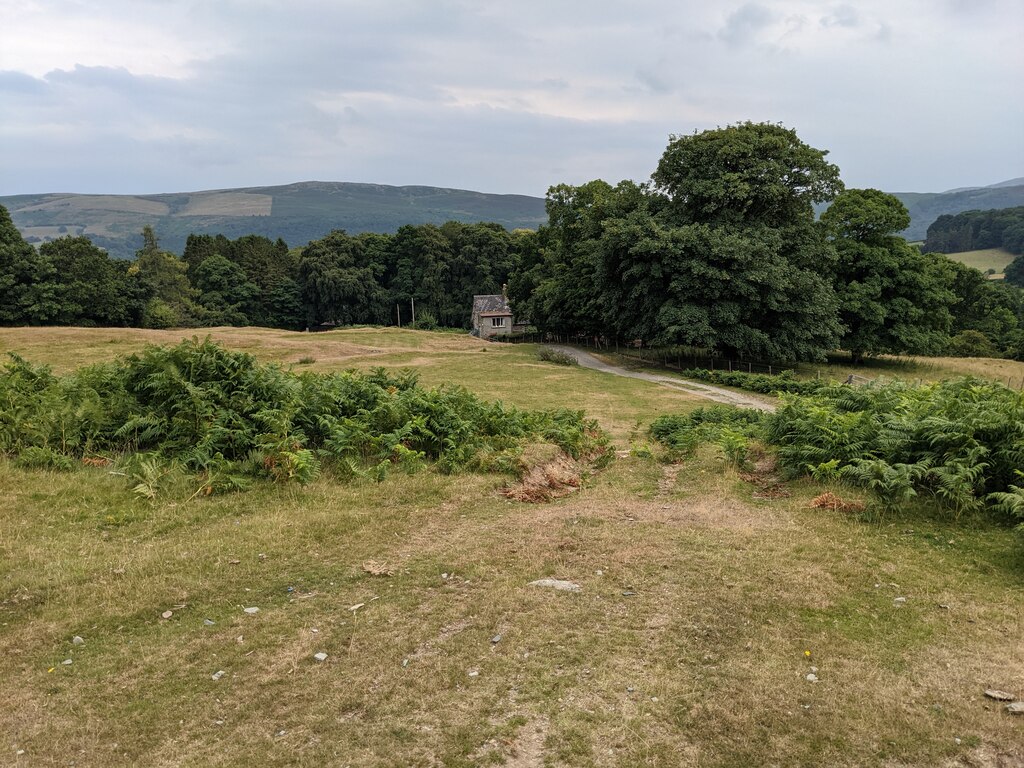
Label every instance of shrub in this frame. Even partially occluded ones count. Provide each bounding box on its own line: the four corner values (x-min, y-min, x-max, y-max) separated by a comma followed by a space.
947, 330, 999, 358
0, 338, 609, 495
537, 348, 578, 366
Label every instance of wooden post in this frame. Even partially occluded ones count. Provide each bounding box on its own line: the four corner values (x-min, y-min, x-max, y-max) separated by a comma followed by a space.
769, 365, 773, 376
411, 297, 416, 325
396, 304, 401, 328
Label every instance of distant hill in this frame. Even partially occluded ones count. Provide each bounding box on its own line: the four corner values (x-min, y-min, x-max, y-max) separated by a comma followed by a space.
0, 181, 548, 259
890, 179, 1024, 241
4, 176, 1024, 258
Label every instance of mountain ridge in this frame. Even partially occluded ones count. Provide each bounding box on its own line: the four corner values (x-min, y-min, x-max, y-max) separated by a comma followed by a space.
4, 177, 1023, 258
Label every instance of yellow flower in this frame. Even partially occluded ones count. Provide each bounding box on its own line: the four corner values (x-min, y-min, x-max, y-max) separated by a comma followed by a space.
804, 650, 812, 657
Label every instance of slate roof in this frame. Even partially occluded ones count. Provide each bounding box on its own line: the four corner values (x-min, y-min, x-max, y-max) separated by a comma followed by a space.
472, 294, 512, 315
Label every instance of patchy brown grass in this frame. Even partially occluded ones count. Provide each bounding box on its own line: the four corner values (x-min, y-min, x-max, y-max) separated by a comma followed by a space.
1, 327, 1023, 766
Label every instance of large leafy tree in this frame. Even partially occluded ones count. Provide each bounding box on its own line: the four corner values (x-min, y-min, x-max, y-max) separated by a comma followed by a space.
528, 123, 845, 360
822, 189, 954, 362
40, 236, 140, 326
0, 205, 63, 325
298, 230, 389, 326
131, 226, 200, 328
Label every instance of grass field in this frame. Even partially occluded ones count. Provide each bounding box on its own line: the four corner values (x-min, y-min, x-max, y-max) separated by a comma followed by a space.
944, 248, 1018, 277
2, 327, 1023, 766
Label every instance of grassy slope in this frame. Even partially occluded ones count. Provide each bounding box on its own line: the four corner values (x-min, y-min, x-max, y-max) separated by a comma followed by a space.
943, 248, 1017, 276
1, 328, 1022, 767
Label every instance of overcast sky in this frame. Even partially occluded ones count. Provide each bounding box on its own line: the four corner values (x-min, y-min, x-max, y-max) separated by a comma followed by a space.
1, 0, 1021, 197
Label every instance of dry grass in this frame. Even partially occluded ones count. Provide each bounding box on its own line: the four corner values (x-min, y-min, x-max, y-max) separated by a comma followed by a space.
945, 248, 1017, 275
1, 327, 1022, 766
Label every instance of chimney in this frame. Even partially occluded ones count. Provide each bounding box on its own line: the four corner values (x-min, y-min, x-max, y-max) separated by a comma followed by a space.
501, 283, 508, 298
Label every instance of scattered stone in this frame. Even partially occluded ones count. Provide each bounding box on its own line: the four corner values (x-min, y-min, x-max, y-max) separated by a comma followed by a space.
243, 607, 259, 614
1007, 702, 1024, 715
651, 696, 659, 702
62, 659, 73, 665
627, 686, 635, 693
491, 634, 502, 644
402, 659, 409, 668
984, 689, 1017, 702
275, 730, 287, 737
529, 578, 581, 592
622, 591, 637, 597
955, 738, 962, 745
441, 573, 449, 580
349, 603, 365, 612
16, 750, 25, 755
595, 570, 603, 576
893, 597, 907, 606
228, 559, 240, 565
203, 619, 215, 626
313, 652, 328, 662
939, 604, 951, 610
211, 670, 225, 681
72, 636, 84, 645
468, 669, 479, 677
215, 720, 225, 726
810, 666, 818, 674
161, 610, 173, 619
806, 673, 818, 682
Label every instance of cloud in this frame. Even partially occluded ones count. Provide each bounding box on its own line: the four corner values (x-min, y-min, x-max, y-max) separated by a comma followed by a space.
0, 0, 1021, 196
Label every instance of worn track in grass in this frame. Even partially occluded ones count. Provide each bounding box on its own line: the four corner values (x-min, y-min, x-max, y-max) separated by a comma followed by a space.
545, 345, 776, 412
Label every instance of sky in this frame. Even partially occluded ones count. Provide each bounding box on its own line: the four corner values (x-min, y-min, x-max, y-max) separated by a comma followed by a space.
1, 0, 1022, 197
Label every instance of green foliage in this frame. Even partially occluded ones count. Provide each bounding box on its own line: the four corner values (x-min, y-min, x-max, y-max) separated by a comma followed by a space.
923, 206, 1024, 256
537, 348, 578, 366
764, 378, 1024, 519
650, 405, 765, 459
823, 189, 954, 361
0, 338, 608, 496
947, 330, 1000, 358
684, 367, 826, 395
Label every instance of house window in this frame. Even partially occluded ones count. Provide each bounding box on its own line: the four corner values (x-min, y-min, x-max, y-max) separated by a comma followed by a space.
491, 317, 506, 328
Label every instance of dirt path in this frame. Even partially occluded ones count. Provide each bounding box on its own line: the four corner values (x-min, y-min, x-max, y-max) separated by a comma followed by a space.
546, 345, 776, 412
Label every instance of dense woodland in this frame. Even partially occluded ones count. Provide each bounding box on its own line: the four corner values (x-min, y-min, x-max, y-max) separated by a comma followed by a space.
2, 123, 1024, 362
923, 206, 1024, 257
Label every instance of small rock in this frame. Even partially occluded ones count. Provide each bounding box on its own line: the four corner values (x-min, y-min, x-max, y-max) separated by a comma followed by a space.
806, 673, 818, 682
529, 578, 581, 592
810, 666, 818, 674
491, 634, 502, 644
161, 610, 173, 619
441, 573, 449, 580
211, 670, 225, 681
984, 689, 1017, 702
622, 591, 637, 597
595, 570, 603, 576
955, 738, 962, 745
627, 686, 635, 693
468, 669, 479, 677
16, 750, 25, 755
349, 603, 365, 612
313, 652, 328, 662
243, 607, 259, 614
275, 730, 287, 737
1007, 702, 1024, 715
72, 636, 84, 645
203, 619, 215, 626
402, 658, 409, 668
939, 604, 950, 610
893, 597, 907, 606
228, 559, 240, 565
215, 720, 224, 726
62, 659, 73, 665
651, 696, 659, 702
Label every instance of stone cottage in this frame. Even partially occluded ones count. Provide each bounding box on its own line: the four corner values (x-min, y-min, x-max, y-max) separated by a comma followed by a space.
471, 291, 514, 338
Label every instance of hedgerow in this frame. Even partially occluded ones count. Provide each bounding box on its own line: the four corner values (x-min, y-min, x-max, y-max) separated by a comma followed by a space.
678, 368, 826, 395
0, 338, 609, 494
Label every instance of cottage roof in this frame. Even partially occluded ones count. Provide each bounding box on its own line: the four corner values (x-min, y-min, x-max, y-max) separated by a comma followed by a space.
472, 294, 512, 315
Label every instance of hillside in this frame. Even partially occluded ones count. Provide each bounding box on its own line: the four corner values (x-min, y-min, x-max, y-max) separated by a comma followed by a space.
0, 181, 548, 259
891, 181, 1024, 241
5, 177, 1024, 258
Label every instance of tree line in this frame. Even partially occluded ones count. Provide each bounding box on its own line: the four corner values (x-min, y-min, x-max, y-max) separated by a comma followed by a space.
2, 122, 1023, 362
923, 206, 1024, 257
0, 211, 525, 332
